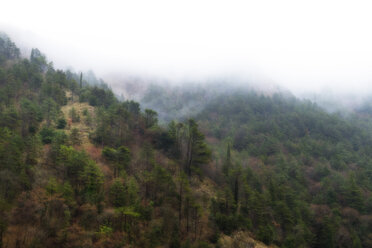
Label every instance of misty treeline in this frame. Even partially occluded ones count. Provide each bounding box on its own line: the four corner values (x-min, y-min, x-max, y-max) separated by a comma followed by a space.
1, 32, 372, 248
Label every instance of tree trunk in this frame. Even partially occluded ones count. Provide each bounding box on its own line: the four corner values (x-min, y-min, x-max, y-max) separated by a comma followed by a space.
234, 175, 239, 204
186, 198, 189, 234
179, 182, 183, 229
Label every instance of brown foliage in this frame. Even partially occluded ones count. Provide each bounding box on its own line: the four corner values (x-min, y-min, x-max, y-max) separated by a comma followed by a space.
335, 225, 352, 248
87, 145, 102, 162
57, 224, 92, 248
78, 203, 98, 230
341, 207, 360, 226
310, 204, 331, 223
5, 188, 70, 247
93, 232, 126, 248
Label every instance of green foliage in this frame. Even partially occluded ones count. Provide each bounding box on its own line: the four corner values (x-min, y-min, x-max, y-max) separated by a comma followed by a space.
0, 128, 22, 171
222, 143, 231, 176
30, 48, 47, 72
109, 179, 126, 207
61, 182, 74, 204
102, 146, 131, 177
184, 119, 211, 177
42, 98, 59, 126
315, 217, 335, 248
20, 98, 43, 135
0, 106, 20, 130
345, 174, 364, 211
144, 109, 158, 128
257, 225, 275, 245
46, 177, 58, 196
99, 225, 113, 236
91, 102, 142, 146
49, 130, 69, 160
0, 33, 20, 61
41, 67, 68, 105
80, 85, 116, 107
57, 117, 67, 129
147, 165, 175, 205
39, 125, 55, 144
56, 145, 103, 204
81, 160, 104, 203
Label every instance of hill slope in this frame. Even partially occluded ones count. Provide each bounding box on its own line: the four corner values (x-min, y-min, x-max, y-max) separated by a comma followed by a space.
1, 33, 372, 248
123, 74, 372, 247
0, 33, 273, 248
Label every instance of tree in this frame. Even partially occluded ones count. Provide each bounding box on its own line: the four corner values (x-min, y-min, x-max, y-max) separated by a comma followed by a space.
315, 217, 335, 248
0, 206, 7, 248
30, 48, 47, 72
42, 98, 58, 127
144, 109, 158, 128
20, 98, 42, 136
177, 172, 190, 231
70, 128, 81, 146
81, 160, 104, 204
127, 101, 140, 116
222, 143, 232, 176
168, 121, 184, 158
184, 119, 211, 177
69, 79, 79, 102
79, 72, 83, 89
0, 33, 20, 61
39, 126, 55, 144
109, 179, 126, 207
117, 146, 131, 175
57, 118, 67, 129
102, 146, 131, 177
345, 174, 364, 211
69, 107, 80, 123
115, 206, 140, 241
24, 135, 41, 166
113, 104, 130, 144
231, 164, 242, 205
141, 142, 155, 171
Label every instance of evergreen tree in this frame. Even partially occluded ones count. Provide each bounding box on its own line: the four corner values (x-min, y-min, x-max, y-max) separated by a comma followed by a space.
184, 119, 211, 177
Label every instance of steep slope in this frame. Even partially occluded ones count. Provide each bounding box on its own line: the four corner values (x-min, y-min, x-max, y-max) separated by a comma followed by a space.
0, 33, 273, 248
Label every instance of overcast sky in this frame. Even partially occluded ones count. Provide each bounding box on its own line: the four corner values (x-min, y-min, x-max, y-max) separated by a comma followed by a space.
2, 0, 372, 95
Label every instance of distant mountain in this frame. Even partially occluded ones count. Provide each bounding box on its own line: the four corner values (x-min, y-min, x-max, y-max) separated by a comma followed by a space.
105, 74, 290, 122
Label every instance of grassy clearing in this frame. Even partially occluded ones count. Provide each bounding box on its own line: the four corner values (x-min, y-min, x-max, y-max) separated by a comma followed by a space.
61, 92, 96, 150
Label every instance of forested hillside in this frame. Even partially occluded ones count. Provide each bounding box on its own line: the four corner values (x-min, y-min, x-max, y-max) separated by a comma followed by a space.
138, 77, 372, 247
0, 33, 218, 248
1, 33, 372, 248
196, 93, 372, 247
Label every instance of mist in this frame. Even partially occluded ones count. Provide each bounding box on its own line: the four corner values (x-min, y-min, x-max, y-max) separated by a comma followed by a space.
2, 0, 372, 98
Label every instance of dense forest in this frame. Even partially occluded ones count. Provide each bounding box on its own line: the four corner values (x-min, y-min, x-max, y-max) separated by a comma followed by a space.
1, 33, 372, 248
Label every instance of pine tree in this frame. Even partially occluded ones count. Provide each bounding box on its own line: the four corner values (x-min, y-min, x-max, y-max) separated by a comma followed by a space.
184, 119, 211, 177
222, 143, 231, 176
79, 72, 83, 89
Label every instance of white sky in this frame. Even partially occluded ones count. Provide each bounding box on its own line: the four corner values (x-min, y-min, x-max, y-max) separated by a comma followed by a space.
2, 0, 372, 94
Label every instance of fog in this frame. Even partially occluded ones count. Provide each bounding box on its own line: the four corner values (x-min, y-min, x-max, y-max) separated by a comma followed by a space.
2, 0, 372, 97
